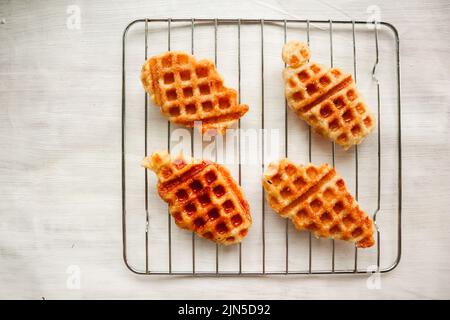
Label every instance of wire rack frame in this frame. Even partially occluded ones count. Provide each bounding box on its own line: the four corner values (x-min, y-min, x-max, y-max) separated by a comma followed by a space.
121, 18, 402, 276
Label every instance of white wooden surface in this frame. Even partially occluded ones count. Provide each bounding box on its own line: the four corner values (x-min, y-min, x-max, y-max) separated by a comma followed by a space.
0, 0, 449, 299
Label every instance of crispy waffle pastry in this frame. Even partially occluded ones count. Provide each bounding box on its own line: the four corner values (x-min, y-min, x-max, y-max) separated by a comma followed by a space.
143, 151, 251, 245
262, 159, 374, 248
283, 41, 375, 150
141, 51, 249, 134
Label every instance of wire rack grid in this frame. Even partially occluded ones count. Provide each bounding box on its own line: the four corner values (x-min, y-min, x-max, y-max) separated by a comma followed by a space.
121, 18, 402, 276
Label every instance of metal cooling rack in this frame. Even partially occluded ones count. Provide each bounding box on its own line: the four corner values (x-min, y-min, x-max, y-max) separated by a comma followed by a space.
121, 18, 402, 276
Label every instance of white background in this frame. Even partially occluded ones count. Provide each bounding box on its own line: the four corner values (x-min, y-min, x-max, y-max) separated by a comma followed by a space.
0, 0, 449, 299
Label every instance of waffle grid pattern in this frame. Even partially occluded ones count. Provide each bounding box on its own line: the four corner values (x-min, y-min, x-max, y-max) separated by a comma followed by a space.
283, 41, 375, 150
263, 159, 374, 248
143, 152, 251, 245
141, 51, 249, 134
